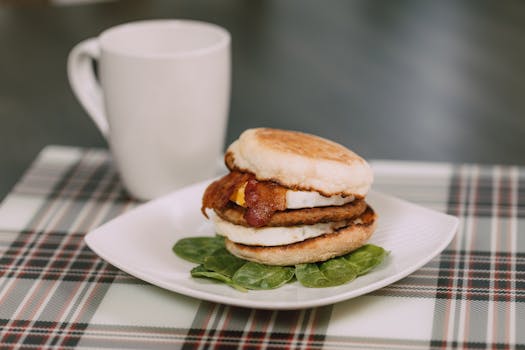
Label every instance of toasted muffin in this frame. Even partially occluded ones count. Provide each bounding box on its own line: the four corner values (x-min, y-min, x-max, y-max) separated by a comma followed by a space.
225, 128, 373, 197
201, 128, 376, 266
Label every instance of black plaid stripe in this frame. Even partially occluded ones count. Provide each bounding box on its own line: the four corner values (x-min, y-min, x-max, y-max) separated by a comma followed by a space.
430, 164, 525, 348
436, 165, 525, 302
0, 150, 137, 348
3, 148, 525, 349
182, 302, 331, 349
0, 319, 90, 349
447, 165, 525, 218
0, 321, 196, 349
435, 250, 525, 302
429, 340, 525, 350
1, 152, 125, 280
12, 149, 131, 202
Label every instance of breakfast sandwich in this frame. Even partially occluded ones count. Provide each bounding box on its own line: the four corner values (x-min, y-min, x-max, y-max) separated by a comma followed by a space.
201, 128, 377, 266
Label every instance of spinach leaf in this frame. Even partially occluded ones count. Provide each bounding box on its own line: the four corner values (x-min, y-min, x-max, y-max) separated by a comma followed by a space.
173, 236, 387, 291
295, 257, 358, 288
203, 248, 247, 277
344, 244, 387, 276
173, 236, 225, 264
191, 265, 248, 292
233, 262, 295, 290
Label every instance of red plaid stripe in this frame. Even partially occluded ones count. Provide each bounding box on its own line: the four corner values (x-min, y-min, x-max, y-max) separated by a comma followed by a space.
181, 302, 331, 349
0, 150, 136, 348
2, 148, 525, 349
431, 164, 525, 348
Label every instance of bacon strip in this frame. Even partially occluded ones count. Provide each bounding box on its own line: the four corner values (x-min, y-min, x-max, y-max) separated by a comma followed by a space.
201, 171, 253, 217
244, 178, 287, 227
201, 171, 287, 227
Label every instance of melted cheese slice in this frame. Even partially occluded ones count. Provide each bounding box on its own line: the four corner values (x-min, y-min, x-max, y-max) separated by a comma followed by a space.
213, 214, 349, 246
230, 183, 354, 209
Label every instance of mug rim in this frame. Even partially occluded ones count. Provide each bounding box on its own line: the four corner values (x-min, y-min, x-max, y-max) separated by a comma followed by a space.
98, 19, 230, 58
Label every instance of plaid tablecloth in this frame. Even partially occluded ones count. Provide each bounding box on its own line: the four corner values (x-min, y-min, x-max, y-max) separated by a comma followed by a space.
0, 145, 523, 349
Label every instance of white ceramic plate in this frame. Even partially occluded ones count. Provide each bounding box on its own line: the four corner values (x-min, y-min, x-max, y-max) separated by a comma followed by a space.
85, 179, 459, 310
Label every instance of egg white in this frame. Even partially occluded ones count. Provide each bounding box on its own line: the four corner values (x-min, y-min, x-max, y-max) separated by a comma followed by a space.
285, 191, 354, 209
213, 214, 349, 246
231, 185, 354, 209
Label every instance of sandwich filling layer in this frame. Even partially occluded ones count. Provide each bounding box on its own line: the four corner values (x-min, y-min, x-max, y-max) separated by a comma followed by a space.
213, 214, 352, 246
286, 191, 354, 209
202, 171, 359, 228
215, 199, 367, 227
230, 181, 355, 209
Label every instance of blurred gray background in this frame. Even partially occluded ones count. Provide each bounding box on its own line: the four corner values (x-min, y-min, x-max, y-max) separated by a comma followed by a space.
1, 0, 525, 200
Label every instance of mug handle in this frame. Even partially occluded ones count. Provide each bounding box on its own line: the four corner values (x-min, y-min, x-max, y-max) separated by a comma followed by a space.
67, 38, 109, 138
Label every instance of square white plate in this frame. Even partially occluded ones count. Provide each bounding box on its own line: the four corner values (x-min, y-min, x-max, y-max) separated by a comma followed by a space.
85, 180, 458, 310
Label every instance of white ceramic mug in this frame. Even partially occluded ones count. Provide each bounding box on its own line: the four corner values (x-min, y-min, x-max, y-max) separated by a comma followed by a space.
68, 20, 230, 200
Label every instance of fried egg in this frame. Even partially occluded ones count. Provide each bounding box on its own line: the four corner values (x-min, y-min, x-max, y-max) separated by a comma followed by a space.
230, 183, 354, 209
213, 214, 350, 246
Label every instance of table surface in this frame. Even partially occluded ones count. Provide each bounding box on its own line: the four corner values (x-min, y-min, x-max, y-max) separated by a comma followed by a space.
0, 146, 524, 349
1, 0, 525, 200
1, 1, 525, 348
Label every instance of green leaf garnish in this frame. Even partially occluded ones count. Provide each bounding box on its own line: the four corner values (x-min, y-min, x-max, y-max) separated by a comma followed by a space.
191, 265, 248, 292
343, 244, 388, 276
295, 257, 358, 288
203, 248, 246, 277
173, 236, 224, 264
173, 237, 387, 291
233, 262, 295, 290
